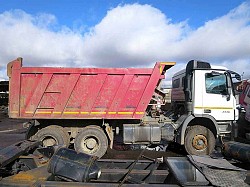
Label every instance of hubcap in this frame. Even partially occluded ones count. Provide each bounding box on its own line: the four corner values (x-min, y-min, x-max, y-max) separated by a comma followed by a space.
86, 138, 97, 149
81, 136, 99, 154
42, 136, 57, 147
192, 134, 207, 150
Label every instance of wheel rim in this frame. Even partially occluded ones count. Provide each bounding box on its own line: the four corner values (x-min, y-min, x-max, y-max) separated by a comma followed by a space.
192, 134, 208, 151
42, 136, 58, 147
81, 136, 99, 154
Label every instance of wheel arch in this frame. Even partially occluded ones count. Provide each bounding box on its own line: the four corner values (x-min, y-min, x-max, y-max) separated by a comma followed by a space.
25, 120, 69, 140
25, 120, 45, 140
177, 114, 219, 145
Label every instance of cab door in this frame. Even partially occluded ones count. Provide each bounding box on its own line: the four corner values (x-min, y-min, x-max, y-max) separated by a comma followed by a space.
193, 70, 236, 121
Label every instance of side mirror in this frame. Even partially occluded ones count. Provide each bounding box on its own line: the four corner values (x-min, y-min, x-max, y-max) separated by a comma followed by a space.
226, 73, 232, 101
227, 70, 241, 81
235, 74, 241, 81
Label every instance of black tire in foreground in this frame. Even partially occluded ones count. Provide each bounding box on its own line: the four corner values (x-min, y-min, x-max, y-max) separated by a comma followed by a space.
31, 125, 70, 147
74, 125, 108, 158
184, 125, 215, 155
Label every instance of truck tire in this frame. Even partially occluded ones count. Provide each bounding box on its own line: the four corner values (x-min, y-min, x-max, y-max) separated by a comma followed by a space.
184, 125, 215, 155
32, 125, 70, 147
74, 125, 108, 158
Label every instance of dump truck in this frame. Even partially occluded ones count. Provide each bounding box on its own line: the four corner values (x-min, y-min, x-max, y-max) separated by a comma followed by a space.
7, 58, 241, 157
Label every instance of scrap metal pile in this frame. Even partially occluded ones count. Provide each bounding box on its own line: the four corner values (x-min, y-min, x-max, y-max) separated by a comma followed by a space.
0, 140, 249, 186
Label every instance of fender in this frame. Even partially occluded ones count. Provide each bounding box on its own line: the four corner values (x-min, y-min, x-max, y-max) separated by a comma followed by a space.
175, 114, 219, 145
25, 120, 41, 140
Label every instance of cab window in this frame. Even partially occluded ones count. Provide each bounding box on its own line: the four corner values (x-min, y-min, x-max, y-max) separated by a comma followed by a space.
247, 89, 250, 98
244, 85, 250, 94
205, 73, 227, 94
172, 78, 180, 88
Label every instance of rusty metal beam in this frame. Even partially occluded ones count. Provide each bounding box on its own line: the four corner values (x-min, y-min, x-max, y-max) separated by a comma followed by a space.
0, 165, 50, 186
98, 158, 158, 169
95, 168, 169, 183
223, 141, 250, 162
39, 181, 179, 187
0, 140, 40, 168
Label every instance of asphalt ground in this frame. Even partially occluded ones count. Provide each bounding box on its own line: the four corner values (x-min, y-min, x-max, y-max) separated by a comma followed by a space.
0, 108, 27, 149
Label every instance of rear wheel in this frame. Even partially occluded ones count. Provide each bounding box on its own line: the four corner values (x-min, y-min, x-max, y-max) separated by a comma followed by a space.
31, 125, 70, 147
74, 125, 108, 158
184, 125, 215, 155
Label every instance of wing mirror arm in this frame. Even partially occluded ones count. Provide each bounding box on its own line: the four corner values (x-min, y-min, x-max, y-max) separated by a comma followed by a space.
225, 73, 232, 101
226, 88, 231, 101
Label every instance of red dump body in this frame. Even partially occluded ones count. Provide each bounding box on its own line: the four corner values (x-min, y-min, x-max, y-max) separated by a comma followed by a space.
8, 58, 175, 120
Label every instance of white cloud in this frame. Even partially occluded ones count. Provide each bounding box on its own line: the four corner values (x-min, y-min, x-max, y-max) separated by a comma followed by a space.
0, 2, 249, 83
0, 10, 85, 69
81, 4, 187, 67
173, 2, 250, 61
221, 59, 250, 78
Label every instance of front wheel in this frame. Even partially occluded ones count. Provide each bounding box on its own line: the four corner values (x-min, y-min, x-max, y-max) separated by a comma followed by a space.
74, 125, 108, 158
184, 125, 215, 155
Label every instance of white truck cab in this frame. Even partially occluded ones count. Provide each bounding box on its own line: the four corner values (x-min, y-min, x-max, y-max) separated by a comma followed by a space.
171, 60, 240, 155
193, 69, 238, 121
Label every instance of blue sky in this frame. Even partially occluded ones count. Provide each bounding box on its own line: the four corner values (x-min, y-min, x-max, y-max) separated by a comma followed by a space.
1, 0, 246, 29
0, 0, 249, 83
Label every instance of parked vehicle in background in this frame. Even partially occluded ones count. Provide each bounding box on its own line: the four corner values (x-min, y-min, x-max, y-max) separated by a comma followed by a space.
241, 81, 250, 123
7, 58, 241, 157
238, 80, 250, 111
236, 80, 250, 140
0, 81, 9, 106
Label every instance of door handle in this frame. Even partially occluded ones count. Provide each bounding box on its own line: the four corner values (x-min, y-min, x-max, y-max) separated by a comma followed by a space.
204, 109, 211, 113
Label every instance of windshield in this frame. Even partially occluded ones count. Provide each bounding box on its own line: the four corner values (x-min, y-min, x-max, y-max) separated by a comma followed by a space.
205, 72, 227, 95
